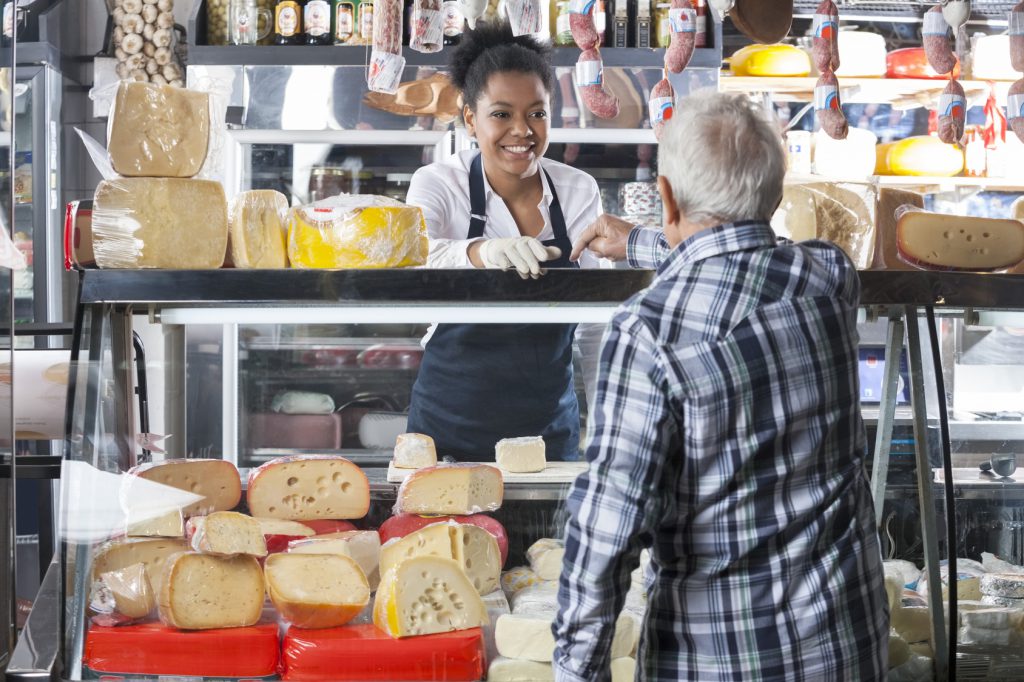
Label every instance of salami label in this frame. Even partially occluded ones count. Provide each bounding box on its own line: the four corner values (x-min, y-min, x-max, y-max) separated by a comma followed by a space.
922, 10, 948, 36
814, 84, 841, 111
939, 93, 965, 119
569, 0, 595, 15
411, 8, 443, 51
1008, 93, 1024, 120
812, 13, 838, 40
508, 0, 542, 35
649, 96, 674, 126
1010, 10, 1024, 36
368, 50, 406, 95
575, 58, 603, 86
668, 7, 695, 33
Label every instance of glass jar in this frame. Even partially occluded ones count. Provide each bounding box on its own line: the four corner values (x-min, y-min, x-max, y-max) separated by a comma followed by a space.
654, 2, 671, 49
385, 173, 414, 203
552, 0, 572, 46
207, 0, 230, 45
309, 166, 352, 201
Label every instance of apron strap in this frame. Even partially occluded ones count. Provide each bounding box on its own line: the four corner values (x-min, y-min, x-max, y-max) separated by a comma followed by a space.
468, 153, 488, 239
543, 169, 570, 243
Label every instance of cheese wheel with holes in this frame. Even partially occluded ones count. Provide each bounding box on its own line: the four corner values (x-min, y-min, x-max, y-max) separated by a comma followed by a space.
896, 211, 1024, 271
265, 553, 370, 629
124, 459, 241, 517
379, 522, 500, 595
395, 464, 503, 515
158, 552, 264, 630
247, 455, 370, 520
378, 513, 509, 566
373, 556, 487, 638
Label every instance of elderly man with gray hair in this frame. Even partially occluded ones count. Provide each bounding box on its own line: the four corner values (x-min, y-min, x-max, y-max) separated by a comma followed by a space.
554, 90, 888, 681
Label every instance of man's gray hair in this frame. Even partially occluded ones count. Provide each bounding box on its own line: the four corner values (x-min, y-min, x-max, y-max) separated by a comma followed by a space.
658, 89, 786, 225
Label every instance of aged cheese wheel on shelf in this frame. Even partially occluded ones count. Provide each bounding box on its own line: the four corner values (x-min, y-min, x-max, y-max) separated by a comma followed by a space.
229, 189, 289, 269
874, 136, 964, 177
378, 513, 509, 566
92, 178, 228, 269
107, 81, 210, 178
886, 47, 961, 80
495, 436, 547, 473
896, 211, 1024, 271
835, 31, 886, 78
373, 556, 488, 638
395, 464, 504, 515
246, 455, 370, 520
526, 538, 565, 581
487, 657, 555, 681
158, 552, 264, 630
187, 511, 267, 557
871, 187, 925, 270
264, 553, 370, 629
728, 44, 811, 77
123, 459, 242, 517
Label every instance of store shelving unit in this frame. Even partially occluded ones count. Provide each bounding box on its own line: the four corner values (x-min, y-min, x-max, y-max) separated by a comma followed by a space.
720, 75, 1012, 108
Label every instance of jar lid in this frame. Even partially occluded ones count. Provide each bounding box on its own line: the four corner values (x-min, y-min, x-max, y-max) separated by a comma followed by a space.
310, 166, 348, 176
386, 173, 415, 182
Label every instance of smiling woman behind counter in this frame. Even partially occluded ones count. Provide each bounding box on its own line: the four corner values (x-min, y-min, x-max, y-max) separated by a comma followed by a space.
404, 20, 606, 462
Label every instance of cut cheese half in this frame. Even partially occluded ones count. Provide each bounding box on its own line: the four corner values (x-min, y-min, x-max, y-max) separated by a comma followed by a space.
92, 537, 188, 599
526, 538, 565, 581
287, 530, 382, 589
395, 464, 503, 515
495, 436, 547, 474
229, 190, 289, 269
158, 552, 264, 630
100, 563, 155, 620
187, 512, 267, 557
393, 433, 437, 469
265, 553, 370, 629
896, 212, 1024, 271
379, 522, 499, 595
247, 455, 370, 520
124, 459, 241, 517
373, 556, 487, 638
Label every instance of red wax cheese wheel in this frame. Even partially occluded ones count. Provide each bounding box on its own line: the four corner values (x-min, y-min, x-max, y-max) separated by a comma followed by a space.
378, 513, 509, 566
886, 47, 961, 79
256, 517, 317, 554
280, 624, 485, 681
125, 459, 241, 517
247, 455, 370, 520
84, 621, 279, 677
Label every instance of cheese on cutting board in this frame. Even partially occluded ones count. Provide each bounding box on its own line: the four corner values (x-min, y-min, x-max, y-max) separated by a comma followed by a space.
526, 538, 565, 581
229, 190, 289, 269
100, 563, 155, 620
495, 436, 547, 474
288, 530, 382, 589
247, 455, 370, 520
158, 552, 264, 630
123, 459, 242, 517
92, 537, 188, 598
286, 196, 428, 269
772, 182, 876, 269
393, 433, 437, 469
896, 212, 1024, 271
187, 511, 267, 557
871, 187, 925, 270
487, 657, 554, 681
92, 178, 228, 269
379, 522, 500, 595
265, 553, 370, 629
373, 556, 488, 638
125, 509, 184, 538
395, 464, 503, 515
107, 81, 210, 178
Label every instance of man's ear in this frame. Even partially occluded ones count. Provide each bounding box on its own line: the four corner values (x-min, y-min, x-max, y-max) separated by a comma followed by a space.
657, 175, 680, 229
464, 104, 475, 138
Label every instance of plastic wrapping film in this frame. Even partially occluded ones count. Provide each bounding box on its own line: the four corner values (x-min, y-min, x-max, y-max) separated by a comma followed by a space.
618, 181, 661, 217
287, 530, 383, 590
916, 557, 985, 601
158, 551, 265, 629
379, 512, 509, 566
122, 458, 242, 517
280, 624, 485, 680
91, 177, 229, 269
287, 195, 428, 269
265, 552, 371, 629
105, 0, 188, 86
392, 432, 439, 469
229, 189, 290, 268
394, 463, 504, 515
91, 537, 188, 608
770, 181, 876, 269
84, 620, 280, 677
271, 390, 336, 414
89, 562, 156, 624
892, 205, 1024, 272
247, 455, 371, 520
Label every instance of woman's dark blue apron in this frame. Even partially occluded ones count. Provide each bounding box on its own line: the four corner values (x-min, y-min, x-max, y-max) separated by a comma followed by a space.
406, 154, 580, 461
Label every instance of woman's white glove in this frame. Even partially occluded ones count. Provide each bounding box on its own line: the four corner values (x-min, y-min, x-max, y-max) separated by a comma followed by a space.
479, 237, 562, 279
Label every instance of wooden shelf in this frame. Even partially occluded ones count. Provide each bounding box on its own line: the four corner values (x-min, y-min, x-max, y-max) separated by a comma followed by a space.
786, 172, 1024, 192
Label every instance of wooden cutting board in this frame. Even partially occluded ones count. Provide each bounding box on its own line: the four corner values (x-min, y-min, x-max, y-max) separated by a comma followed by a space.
387, 461, 588, 485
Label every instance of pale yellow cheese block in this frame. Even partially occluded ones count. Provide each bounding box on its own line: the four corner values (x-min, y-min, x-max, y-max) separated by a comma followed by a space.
92, 537, 188, 599
896, 212, 1024, 271
124, 459, 241, 517
125, 509, 184, 538
392, 433, 437, 469
100, 563, 156, 620
188, 511, 267, 557
158, 552, 264, 630
92, 178, 228, 269
287, 202, 428, 269
395, 464, 503, 515
372, 556, 487, 638
495, 436, 547, 474
264, 553, 369, 629
379, 522, 499, 595
254, 517, 316, 538
288, 530, 382, 589
108, 81, 210, 178
247, 456, 370, 520
229, 190, 289, 269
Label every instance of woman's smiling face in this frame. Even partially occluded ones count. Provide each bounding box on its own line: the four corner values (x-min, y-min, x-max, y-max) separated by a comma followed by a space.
465, 71, 550, 180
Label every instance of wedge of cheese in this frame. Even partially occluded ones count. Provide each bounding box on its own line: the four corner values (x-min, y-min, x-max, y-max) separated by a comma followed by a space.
229, 190, 289, 269
379, 522, 500, 595
187, 511, 267, 557
125, 509, 184, 538
896, 211, 1024, 271
123, 459, 242, 517
487, 657, 554, 681
247, 455, 370, 520
265, 553, 370, 629
526, 538, 565, 581
871, 187, 925, 270
495, 436, 547, 474
373, 556, 488, 638
495, 611, 637, 661
158, 552, 264, 630
287, 530, 382, 589
393, 433, 437, 469
92, 537, 188, 598
108, 81, 210, 178
395, 464, 503, 515
378, 513, 509, 567
99, 563, 155, 620
893, 605, 933, 644
92, 178, 228, 269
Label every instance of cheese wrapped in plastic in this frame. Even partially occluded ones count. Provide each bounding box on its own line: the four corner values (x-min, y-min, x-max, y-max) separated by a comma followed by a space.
92, 178, 228, 269
875, 136, 964, 177
771, 182, 876, 269
107, 81, 211, 178
229, 190, 289, 269
894, 206, 1024, 272
287, 195, 427, 269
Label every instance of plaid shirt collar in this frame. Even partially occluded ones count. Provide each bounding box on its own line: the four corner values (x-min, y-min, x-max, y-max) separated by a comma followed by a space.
658, 220, 778, 275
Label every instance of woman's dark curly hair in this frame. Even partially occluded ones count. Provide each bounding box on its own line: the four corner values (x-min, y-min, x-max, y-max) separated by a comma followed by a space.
448, 20, 554, 111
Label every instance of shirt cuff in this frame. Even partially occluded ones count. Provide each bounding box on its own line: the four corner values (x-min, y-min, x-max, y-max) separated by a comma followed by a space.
626, 226, 664, 269
426, 238, 482, 268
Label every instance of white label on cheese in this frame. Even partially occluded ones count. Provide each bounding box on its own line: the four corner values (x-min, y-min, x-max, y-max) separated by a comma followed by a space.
1011, 11, 1024, 36
814, 84, 840, 112
812, 13, 838, 40
1008, 94, 1024, 121
923, 10, 948, 36
576, 59, 603, 87
668, 8, 695, 33
649, 96, 673, 127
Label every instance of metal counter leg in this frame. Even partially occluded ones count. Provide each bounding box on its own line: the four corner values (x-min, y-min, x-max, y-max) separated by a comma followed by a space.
870, 314, 906, 527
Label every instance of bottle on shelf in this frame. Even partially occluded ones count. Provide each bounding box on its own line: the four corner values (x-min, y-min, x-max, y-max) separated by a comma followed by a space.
332, 0, 357, 43
442, 0, 464, 45
274, 0, 305, 44
608, 0, 628, 47
635, 0, 651, 48
358, 0, 375, 45
305, 0, 333, 44
551, 0, 605, 47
